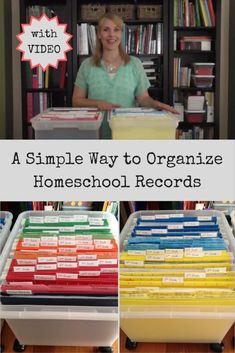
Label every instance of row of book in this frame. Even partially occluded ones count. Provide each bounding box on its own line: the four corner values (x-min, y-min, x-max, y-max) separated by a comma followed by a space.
77, 23, 163, 56
26, 63, 67, 90
120, 211, 235, 305
173, 0, 216, 27
176, 124, 214, 139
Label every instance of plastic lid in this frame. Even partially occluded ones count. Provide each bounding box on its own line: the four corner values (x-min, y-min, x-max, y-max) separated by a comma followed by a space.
192, 63, 215, 66
184, 110, 206, 113
191, 75, 215, 78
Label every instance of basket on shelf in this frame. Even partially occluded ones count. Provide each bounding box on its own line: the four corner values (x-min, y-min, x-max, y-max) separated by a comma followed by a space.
137, 5, 162, 20
107, 4, 135, 21
81, 4, 106, 21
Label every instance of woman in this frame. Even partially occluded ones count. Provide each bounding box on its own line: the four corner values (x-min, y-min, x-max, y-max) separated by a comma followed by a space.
72, 13, 178, 137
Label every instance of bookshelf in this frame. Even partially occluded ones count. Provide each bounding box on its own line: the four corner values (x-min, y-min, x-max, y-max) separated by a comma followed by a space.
169, 0, 221, 139
19, 0, 221, 139
73, 0, 170, 104
19, 0, 74, 139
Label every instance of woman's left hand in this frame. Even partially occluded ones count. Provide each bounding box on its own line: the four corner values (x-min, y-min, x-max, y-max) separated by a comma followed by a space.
156, 101, 180, 114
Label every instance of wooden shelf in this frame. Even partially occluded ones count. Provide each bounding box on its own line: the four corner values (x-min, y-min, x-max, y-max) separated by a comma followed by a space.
26, 88, 67, 93
174, 50, 214, 54
174, 87, 214, 92
174, 26, 216, 30
178, 121, 214, 127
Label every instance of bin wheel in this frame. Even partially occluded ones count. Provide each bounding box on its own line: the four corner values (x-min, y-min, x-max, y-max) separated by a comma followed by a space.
13, 339, 25, 352
0, 344, 4, 353
125, 337, 138, 350
210, 342, 224, 353
98, 347, 113, 353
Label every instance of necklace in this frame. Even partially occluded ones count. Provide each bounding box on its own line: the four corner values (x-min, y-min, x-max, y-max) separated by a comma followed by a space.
105, 63, 118, 74
102, 59, 123, 74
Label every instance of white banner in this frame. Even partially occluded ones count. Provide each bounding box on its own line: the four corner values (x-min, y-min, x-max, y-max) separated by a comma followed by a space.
0, 140, 234, 201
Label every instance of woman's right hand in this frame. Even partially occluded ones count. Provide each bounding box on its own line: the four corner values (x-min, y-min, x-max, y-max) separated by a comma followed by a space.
97, 100, 120, 111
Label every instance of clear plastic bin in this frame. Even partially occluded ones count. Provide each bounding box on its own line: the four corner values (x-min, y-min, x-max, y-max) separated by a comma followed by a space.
0, 211, 13, 335
192, 63, 215, 75
0, 210, 118, 348
0, 211, 13, 253
120, 209, 235, 344
31, 108, 103, 140
192, 75, 215, 88
109, 109, 179, 140
231, 210, 235, 237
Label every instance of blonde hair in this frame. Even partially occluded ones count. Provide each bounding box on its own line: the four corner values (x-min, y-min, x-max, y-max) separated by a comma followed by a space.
92, 13, 130, 66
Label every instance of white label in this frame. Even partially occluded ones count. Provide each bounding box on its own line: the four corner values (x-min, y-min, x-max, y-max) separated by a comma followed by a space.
183, 236, 199, 239
128, 250, 146, 255
79, 271, 100, 277
57, 273, 78, 279
198, 216, 212, 221
34, 274, 56, 280
6, 290, 32, 295
162, 277, 184, 283
38, 257, 57, 263
200, 232, 218, 238
36, 264, 57, 271
169, 214, 184, 218
73, 215, 88, 222
41, 236, 58, 242
76, 235, 93, 241
140, 216, 156, 220
165, 249, 184, 257
44, 216, 59, 223
16, 259, 37, 265
152, 229, 168, 234
184, 222, 200, 226
23, 238, 40, 243
78, 260, 99, 267
13, 266, 35, 272
77, 254, 97, 260
203, 251, 222, 257
59, 247, 77, 253
77, 245, 95, 250
99, 259, 117, 265
59, 236, 76, 241
40, 241, 58, 247
205, 267, 227, 273
155, 215, 169, 219
146, 250, 165, 255
124, 260, 144, 267
57, 256, 77, 262
101, 267, 118, 273
94, 239, 111, 245
184, 247, 203, 257
184, 272, 206, 278
74, 225, 90, 230
57, 262, 77, 268
22, 242, 38, 247
136, 230, 152, 235
29, 216, 44, 224
76, 240, 93, 246
167, 224, 184, 230
145, 255, 165, 261
95, 244, 113, 249
89, 218, 104, 226
59, 227, 75, 232
59, 239, 76, 246
58, 216, 74, 223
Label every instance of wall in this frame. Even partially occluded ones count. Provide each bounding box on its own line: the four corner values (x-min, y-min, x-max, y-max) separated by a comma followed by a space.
228, 0, 235, 138
219, 0, 230, 139
12, 0, 22, 138
0, 0, 13, 138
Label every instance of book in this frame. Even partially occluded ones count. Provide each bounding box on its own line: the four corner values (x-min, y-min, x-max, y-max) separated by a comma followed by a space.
207, 0, 216, 26
199, 0, 209, 26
